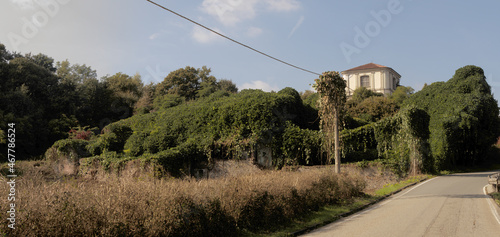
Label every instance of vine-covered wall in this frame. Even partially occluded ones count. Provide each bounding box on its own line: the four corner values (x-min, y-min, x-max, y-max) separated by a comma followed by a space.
45, 66, 500, 177
404, 65, 500, 170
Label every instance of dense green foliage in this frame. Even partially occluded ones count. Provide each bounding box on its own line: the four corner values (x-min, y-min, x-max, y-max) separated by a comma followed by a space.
348, 96, 398, 122
300, 90, 319, 110
349, 87, 383, 105
46, 65, 500, 177
154, 66, 237, 101
0, 43, 238, 160
342, 66, 499, 174
340, 123, 377, 162
279, 122, 322, 166
52, 87, 319, 176
340, 106, 431, 175
375, 106, 431, 176
404, 65, 500, 170
7, 40, 497, 176
389, 86, 414, 106
0, 55, 73, 158
346, 87, 404, 124
0, 46, 142, 159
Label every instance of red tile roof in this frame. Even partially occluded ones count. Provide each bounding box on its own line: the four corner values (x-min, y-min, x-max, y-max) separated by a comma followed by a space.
343, 63, 389, 72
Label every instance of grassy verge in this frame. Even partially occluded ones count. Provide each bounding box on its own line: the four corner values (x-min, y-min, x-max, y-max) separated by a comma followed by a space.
374, 176, 429, 196
491, 192, 500, 206
246, 175, 429, 237
241, 196, 378, 237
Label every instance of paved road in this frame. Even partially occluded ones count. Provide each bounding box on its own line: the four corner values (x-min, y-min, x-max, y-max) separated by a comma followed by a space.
302, 172, 500, 237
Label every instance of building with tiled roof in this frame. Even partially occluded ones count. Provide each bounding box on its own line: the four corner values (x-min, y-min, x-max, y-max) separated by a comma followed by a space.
341, 63, 401, 97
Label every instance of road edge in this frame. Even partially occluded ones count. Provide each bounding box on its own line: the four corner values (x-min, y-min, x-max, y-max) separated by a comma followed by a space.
483, 185, 500, 225
290, 177, 431, 236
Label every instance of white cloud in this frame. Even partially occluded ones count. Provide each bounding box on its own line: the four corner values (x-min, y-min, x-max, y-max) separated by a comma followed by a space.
288, 15, 304, 39
267, 0, 300, 12
200, 0, 300, 26
201, 0, 257, 26
241, 80, 279, 92
149, 32, 160, 40
192, 26, 223, 43
247, 26, 263, 37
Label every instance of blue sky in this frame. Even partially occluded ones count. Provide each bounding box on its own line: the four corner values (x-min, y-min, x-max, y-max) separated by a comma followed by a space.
1, 0, 500, 100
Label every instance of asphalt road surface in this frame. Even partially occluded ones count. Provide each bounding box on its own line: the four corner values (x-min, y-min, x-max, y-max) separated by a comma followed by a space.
302, 172, 500, 237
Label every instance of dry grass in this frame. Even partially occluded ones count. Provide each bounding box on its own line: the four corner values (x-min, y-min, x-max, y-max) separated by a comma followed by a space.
0, 161, 366, 237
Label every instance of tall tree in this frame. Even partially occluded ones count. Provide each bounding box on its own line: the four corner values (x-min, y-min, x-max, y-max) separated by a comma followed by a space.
0, 57, 61, 158
102, 72, 143, 123
155, 66, 230, 101
76, 77, 113, 128
134, 83, 156, 114
26, 53, 56, 72
156, 66, 201, 101
389, 86, 414, 106
56, 60, 97, 85
313, 71, 346, 173
103, 73, 143, 106
0, 43, 12, 63
217, 79, 238, 94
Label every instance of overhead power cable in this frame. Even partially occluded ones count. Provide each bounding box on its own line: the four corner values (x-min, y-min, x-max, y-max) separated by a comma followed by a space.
146, 0, 321, 76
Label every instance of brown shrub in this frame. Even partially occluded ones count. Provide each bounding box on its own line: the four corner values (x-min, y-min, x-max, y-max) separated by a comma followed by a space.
0, 163, 364, 236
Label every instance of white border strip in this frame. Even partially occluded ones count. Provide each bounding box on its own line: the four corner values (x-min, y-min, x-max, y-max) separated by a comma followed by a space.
483, 185, 500, 225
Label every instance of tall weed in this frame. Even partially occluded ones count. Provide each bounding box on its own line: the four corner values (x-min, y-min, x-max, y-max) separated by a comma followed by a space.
0, 164, 364, 236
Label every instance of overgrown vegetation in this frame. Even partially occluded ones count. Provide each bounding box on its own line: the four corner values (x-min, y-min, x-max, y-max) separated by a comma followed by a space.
375, 106, 431, 176
341, 65, 500, 175
2, 30, 500, 236
404, 65, 500, 170
313, 71, 347, 172
0, 162, 365, 237
47, 87, 320, 176
491, 192, 500, 206
339, 106, 431, 176
4, 40, 497, 177
0, 43, 239, 160
42, 64, 500, 178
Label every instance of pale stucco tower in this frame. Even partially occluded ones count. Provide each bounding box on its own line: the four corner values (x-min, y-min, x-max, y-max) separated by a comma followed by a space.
341, 63, 401, 97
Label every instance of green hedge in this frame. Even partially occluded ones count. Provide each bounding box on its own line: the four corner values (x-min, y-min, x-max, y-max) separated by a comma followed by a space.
375, 106, 431, 176
51, 88, 320, 175
278, 122, 322, 166
340, 123, 377, 163
339, 106, 431, 175
404, 65, 500, 170
48, 138, 91, 160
